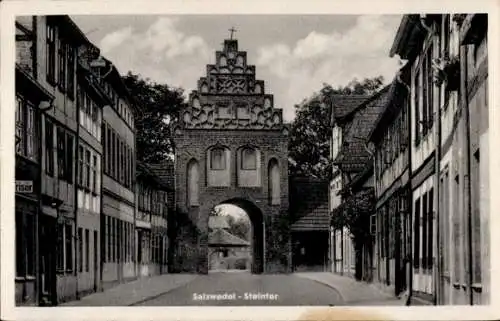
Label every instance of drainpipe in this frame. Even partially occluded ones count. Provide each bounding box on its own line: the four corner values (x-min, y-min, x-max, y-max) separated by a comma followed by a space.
462, 43, 474, 306
99, 128, 104, 291
74, 74, 81, 300
37, 101, 53, 305
397, 73, 413, 305
434, 43, 442, 306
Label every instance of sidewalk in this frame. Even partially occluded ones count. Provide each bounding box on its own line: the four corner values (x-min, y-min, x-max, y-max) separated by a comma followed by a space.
61, 274, 198, 306
294, 272, 405, 306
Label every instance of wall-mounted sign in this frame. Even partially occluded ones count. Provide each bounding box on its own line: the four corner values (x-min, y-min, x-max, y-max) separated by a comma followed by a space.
16, 180, 33, 193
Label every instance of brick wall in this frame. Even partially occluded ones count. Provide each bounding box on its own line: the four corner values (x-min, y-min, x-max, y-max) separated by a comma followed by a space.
173, 129, 290, 273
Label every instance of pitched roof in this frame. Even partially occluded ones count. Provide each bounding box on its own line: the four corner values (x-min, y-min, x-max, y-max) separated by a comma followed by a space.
208, 229, 250, 247
333, 86, 391, 171
208, 216, 230, 229
368, 63, 411, 144
289, 178, 329, 231
147, 160, 175, 191
137, 162, 172, 191
329, 94, 370, 126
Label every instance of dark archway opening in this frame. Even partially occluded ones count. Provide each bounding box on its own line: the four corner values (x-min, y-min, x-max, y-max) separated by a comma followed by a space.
208, 199, 264, 274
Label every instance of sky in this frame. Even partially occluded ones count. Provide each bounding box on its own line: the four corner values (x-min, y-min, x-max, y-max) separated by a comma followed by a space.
214, 204, 250, 223
71, 14, 404, 121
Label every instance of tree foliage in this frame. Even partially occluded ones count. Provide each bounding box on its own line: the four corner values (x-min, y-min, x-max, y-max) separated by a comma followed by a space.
330, 188, 375, 244
208, 207, 250, 241
225, 215, 250, 241
288, 76, 385, 178
122, 72, 188, 163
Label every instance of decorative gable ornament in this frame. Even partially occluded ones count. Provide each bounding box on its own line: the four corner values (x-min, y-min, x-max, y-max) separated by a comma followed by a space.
179, 38, 284, 131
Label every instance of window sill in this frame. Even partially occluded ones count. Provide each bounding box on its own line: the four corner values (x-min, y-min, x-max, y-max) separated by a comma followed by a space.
15, 276, 36, 282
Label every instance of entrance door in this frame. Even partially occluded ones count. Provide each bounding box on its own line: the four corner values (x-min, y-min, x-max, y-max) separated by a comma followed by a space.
39, 215, 56, 306
93, 230, 98, 291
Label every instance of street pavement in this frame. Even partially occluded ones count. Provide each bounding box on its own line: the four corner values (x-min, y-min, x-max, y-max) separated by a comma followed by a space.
63, 271, 403, 307
133, 271, 344, 306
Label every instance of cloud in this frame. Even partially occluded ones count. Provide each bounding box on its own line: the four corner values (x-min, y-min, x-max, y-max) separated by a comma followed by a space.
98, 17, 212, 92
100, 26, 133, 53
256, 15, 402, 121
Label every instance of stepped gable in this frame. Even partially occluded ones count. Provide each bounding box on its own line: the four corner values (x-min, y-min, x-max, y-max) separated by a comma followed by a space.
180, 39, 284, 131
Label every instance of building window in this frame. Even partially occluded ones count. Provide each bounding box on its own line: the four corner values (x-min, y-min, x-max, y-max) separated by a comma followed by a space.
65, 224, 73, 271
107, 216, 111, 262
15, 98, 37, 161
112, 218, 116, 263
241, 147, 257, 170
120, 141, 125, 183
56, 222, 64, 271
78, 145, 84, 186
107, 126, 112, 175
187, 159, 200, 206
46, 22, 56, 84
415, 44, 434, 142
44, 119, 54, 176
112, 132, 117, 179
26, 103, 36, 160
15, 97, 25, 156
85, 229, 90, 272
421, 192, 428, 270
210, 148, 226, 170
426, 188, 434, 270
413, 197, 421, 269
102, 123, 107, 174
268, 158, 280, 205
57, 127, 66, 179
78, 228, 83, 272
58, 40, 67, 91
15, 211, 35, 277
54, 127, 73, 182
92, 155, 98, 194
67, 45, 75, 99
66, 133, 74, 183
85, 149, 91, 190
414, 67, 421, 145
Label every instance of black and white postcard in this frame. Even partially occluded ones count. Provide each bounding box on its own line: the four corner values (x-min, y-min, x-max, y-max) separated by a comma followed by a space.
1, 1, 498, 320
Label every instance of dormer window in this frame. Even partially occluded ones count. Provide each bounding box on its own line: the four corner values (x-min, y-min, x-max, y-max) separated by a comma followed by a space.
210, 147, 226, 170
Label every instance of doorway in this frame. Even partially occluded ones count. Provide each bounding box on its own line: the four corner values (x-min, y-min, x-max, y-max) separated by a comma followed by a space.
207, 199, 264, 274
93, 230, 98, 291
39, 214, 56, 305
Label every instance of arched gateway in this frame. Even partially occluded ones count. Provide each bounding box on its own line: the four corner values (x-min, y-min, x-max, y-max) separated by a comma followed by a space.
172, 38, 291, 274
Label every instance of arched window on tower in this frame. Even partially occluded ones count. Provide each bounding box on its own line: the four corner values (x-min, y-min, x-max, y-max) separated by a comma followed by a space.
238, 147, 261, 187
268, 158, 280, 205
187, 159, 199, 206
241, 147, 257, 170
210, 147, 226, 170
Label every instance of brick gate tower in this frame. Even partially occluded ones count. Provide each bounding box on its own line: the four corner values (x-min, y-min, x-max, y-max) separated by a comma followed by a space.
172, 37, 291, 274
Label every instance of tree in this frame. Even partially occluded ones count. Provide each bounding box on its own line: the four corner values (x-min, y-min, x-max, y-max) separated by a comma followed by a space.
225, 215, 250, 241
122, 72, 188, 163
288, 76, 385, 179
